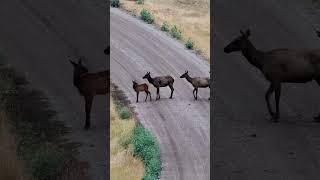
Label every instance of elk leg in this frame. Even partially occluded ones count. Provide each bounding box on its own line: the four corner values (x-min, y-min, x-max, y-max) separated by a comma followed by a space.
265, 84, 275, 117
156, 88, 160, 100
195, 88, 198, 100
148, 91, 152, 101
193, 88, 196, 99
84, 95, 94, 129
169, 84, 174, 99
145, 91, 148, 102
136, 92, 139, 103
273, 83, 281, 122
314, 78, 320, 121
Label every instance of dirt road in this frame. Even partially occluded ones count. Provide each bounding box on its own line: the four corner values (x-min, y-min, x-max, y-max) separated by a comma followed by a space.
0, 0, 108, 179
213, 0, 320, 179
110, 8, 210, 180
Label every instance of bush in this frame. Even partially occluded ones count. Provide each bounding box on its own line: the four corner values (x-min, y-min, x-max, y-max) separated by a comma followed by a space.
170, 25, 182, 40
132, 126, 161, 179
140, 9, 154, 24
117, 105, 131, 119
185, 38, 194, 49
31, 149, 64, 180
136, 0, 144, 4
111, 0, 120, 7
161, 21, 170, 32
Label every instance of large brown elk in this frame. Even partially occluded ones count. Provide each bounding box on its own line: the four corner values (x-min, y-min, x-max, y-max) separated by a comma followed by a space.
132, 80, 151, 102
224, 29, 320, 122
143, 72, 174, 100
180, 71, 210, 100
69, 58, 109, 129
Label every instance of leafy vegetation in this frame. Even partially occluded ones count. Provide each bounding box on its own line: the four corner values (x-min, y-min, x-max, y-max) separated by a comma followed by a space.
185, 38, 194, 49
140, 9, 154, 24
170, 25, 182, 40
136, 0, 144, 5
161, 21, 170, 32
111, 0, 120, 7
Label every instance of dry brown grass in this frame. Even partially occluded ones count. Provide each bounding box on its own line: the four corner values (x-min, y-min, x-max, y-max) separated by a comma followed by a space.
0, 111, 31, 180
110, 99, 144, 180
120, 0, 210, 60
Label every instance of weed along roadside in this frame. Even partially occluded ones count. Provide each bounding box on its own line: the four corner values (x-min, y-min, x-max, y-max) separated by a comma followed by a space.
111, 0, 210, 61
111, 83, 161, 180
0, 58, 88, 179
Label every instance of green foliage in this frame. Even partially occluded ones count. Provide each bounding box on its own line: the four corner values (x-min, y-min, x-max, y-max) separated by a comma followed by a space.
31, 149, 64, 180
117, 105, 131, 119
170, 25, 182, 40
161, 21, 170, 32
185, 38, 194, 49
140, 9, 154, 24
136, 0, 144, 5
132, 126, 161, 179
111, 0, 120, 7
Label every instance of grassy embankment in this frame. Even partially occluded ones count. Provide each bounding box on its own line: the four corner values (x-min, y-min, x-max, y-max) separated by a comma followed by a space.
0, 54, 87, 180
111, 84, 161, 180
112, 0, 210, 61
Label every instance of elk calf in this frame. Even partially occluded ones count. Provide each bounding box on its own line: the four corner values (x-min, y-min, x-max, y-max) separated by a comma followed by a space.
132, 80, 151, 102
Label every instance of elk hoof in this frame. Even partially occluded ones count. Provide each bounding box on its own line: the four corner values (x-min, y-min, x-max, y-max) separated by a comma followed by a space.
271, 115, 279, 122
84, 125, 90, 130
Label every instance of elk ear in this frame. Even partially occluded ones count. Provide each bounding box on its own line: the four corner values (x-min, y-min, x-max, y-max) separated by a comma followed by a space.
69, 60, 77, 66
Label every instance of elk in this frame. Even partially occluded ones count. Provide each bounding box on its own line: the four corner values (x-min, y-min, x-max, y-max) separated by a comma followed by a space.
224, 29, 320, 122
180, 71, 210, 100
142, 72, 174, 100
316, 31, 320, 38
132, 80, 152, 102
69, 59, 109, 129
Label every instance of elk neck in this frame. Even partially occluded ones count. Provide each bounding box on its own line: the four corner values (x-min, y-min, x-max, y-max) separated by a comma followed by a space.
146, 76, 154, 84
241, 40, 264, 69
185, 74, 193, 84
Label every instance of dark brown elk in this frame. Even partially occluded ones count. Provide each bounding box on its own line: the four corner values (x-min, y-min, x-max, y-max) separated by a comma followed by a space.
69, 59, 109, 129
132, 80, 151, 102
224, 29, 320, 122
143, 72, 174, 100
180, 71, 210, 100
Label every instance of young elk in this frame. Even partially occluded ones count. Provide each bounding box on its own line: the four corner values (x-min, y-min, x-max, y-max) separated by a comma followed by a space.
132, 80, 152, 102
143, 72, 174, 100
69, 59, 109, 129
224, 29, 320, 122
180, 71, 210, 100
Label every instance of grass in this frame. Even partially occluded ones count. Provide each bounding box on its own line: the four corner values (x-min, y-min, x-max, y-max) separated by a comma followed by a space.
111, 83, 161, 179
140, 8, 155, 24
0, 57, 87, 179
110, 99, 144, 180
0, 111, 31, 180
119, 0, 210, 60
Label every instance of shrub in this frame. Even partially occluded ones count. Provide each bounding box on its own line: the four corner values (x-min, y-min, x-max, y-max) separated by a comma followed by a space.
111, 0, 120, 7
31, 149, 64, 180
140, 9, 154, 24
136, 0, 144, 4
170, 25, 182, 40
132, 126, 161, 179
118, 105, 131, 119
185, 38, 194, 49
161, 21, 170, 32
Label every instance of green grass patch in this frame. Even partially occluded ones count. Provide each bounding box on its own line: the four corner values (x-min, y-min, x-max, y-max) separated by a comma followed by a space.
140, 9, 155, 24
132, 126, 161, 180
0, 57, 83, 179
